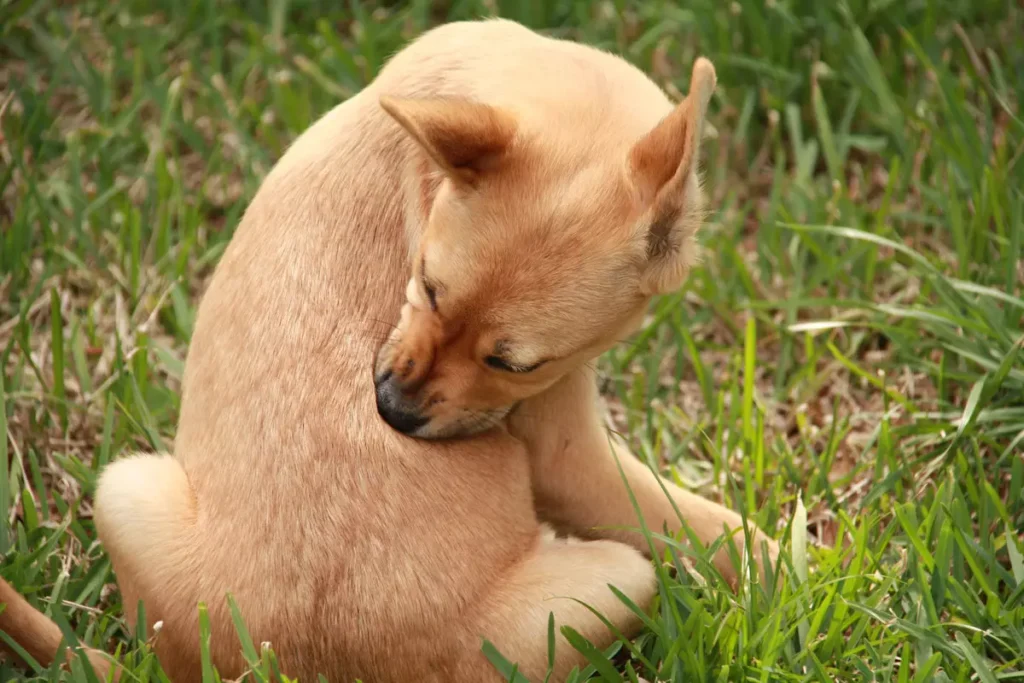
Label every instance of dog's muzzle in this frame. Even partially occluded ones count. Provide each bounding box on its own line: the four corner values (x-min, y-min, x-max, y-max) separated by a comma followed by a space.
374, 371, 428, 435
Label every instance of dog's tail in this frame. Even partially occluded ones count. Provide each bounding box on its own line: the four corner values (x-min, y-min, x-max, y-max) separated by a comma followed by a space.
0, 577, 115, 679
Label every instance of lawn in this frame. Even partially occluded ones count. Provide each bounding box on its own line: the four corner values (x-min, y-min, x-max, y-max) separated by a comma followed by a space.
1, 0, 1023, 681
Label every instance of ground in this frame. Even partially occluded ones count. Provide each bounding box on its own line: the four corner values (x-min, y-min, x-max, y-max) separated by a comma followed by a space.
1, 1, 1022, 682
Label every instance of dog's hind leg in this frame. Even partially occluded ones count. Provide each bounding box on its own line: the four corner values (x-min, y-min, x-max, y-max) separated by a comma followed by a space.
93, 453, 204, 682
452, 536, 657, 683
0, 454, 194, 681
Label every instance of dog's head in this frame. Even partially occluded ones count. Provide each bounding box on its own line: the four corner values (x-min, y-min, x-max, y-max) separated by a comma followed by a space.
373, 59, 716, 439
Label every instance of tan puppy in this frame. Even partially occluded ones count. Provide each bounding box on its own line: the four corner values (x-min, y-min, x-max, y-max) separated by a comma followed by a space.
2, 19, 779, 683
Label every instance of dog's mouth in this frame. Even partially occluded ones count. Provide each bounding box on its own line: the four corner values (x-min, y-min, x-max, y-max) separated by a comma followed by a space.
411, 410, 509, 440
373, 369, 513, 439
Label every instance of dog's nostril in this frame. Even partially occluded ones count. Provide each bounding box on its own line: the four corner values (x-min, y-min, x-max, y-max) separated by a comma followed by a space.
375, 369, 393, 385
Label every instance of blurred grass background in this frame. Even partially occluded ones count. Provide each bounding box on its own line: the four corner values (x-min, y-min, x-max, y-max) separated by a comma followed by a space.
1, 0, 1022, 681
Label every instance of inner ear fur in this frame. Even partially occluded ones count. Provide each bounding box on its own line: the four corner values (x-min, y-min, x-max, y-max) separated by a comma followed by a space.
380, 95, 518, 186
629, 57, 717, 296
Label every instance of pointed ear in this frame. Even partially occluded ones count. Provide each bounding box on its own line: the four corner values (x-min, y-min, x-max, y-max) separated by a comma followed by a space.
380, 95, 518, 186
628, 57, 717, 295
628, 57, 715, 203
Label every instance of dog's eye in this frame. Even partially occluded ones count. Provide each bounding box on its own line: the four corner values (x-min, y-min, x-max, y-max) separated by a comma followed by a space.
485, 356, 543, 373
422, 279, 437, 310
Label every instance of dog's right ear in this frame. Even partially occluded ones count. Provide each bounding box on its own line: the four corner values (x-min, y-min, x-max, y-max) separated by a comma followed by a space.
380, 96, 518, 186
627, 57, 716, 295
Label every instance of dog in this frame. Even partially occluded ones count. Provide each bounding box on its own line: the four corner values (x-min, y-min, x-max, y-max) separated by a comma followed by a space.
1, 18, 779, 683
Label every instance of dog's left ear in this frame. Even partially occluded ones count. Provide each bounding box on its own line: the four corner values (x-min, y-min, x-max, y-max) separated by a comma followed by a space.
628, 58, 716, 295
380, 96, 517, 186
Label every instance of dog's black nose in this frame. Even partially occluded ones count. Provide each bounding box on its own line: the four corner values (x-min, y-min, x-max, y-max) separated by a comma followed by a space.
375, 373, 428, 435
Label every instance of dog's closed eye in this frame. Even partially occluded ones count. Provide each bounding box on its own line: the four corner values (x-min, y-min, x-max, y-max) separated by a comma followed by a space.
485, 356, 545, 374
420, 256, 439, 311
422, 279, 438, 310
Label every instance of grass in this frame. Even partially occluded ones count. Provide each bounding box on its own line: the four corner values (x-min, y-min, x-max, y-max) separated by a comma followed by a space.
1, 0, 1023, 681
